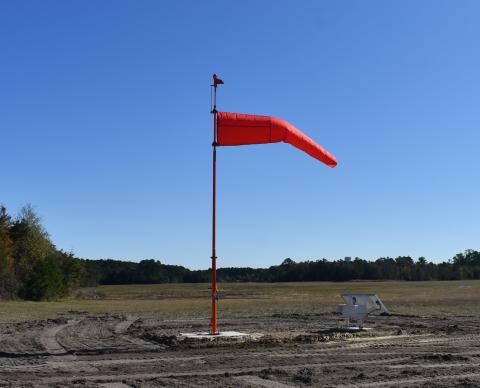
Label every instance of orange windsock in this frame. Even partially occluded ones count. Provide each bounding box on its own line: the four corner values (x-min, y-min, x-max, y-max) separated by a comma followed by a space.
217, 112, 337, 168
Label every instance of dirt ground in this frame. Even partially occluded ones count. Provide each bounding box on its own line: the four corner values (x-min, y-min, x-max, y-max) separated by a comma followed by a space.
0, 308, 479, 387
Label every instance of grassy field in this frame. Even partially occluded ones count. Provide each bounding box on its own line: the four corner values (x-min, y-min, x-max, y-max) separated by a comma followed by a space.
1, 280, 479, 323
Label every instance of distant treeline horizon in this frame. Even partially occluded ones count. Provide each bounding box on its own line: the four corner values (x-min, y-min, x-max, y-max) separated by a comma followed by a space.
81, 250, 480, 286
2, 203, 479, 301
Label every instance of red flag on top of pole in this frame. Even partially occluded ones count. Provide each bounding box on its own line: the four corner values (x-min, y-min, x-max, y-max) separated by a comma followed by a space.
217, 112, 337, 167
213, 73, 224, 86
209, 74, 337, 335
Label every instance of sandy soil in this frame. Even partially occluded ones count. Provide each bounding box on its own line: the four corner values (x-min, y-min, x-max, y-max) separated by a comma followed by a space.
0, 311, 479, 387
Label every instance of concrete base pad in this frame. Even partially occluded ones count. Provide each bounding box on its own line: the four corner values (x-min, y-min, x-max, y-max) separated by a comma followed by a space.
180, 331, 262, 340
342, 326, 373, 331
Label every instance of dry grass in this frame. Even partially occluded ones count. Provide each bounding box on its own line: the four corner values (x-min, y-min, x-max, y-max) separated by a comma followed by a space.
0, 280, 479, 323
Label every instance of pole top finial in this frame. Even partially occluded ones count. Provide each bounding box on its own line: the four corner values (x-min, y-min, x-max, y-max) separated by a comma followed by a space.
213, 74, 224, 86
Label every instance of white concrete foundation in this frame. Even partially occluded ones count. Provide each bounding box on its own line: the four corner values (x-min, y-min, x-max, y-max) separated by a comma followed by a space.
180, 331, 261, 340
343, 326, 373, 331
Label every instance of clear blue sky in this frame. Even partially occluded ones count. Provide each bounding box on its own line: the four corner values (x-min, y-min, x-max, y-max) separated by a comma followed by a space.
1, 1, 479, 269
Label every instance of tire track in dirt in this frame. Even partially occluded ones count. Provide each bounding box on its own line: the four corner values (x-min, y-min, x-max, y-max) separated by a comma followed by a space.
388, 362, 480, 369
0, 353, 411, 374
56, 317, 113, 353
113, 315, 160, 349
339, 372, 480, 387
234, 375, 296, 387
34, 357, 415, 385
3, 355, 202, 372
40, 319, 78, 355
55, 316, 158, 354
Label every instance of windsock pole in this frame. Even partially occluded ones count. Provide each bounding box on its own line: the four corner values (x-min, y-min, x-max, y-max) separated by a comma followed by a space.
210, 74, 222, 335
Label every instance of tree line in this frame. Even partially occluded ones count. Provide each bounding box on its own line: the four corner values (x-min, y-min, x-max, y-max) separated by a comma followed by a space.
1, 203, 479, 300
82, 251, 480, 286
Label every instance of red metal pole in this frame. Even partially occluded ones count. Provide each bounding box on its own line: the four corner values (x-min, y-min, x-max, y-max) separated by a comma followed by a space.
211, 77, 219, 335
